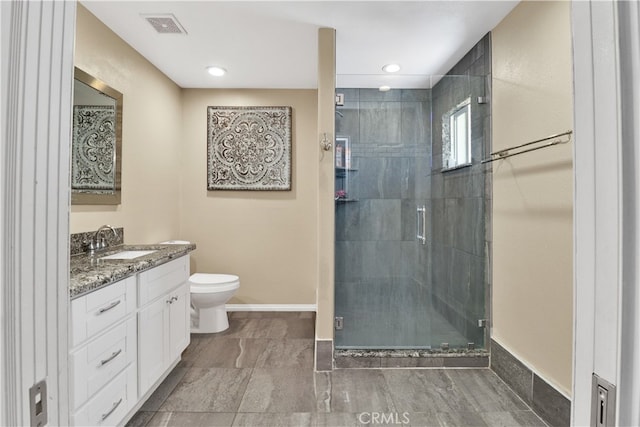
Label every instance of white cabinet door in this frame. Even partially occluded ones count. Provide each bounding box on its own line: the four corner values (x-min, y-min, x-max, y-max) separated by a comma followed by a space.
168, 282, 190, 361
138, 297, 169, 397
136, 255, 190, 400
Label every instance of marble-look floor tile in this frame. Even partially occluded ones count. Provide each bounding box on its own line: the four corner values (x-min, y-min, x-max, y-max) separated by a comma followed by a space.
403, 412, 439, 427
125, 312, 548, 427
125, 410, 155, 427
480, 410, 547, 427
213, 319, 256, 338
255, 339, 314, 368
315, 371, 333, 413
435, 411, 489, 427
160, 368, 251, 412
379, 357, 443, 368
446, 369, 528, 413
238, 368, 320, 413
330, 370, 396, 413
216, 318, 314, 339
316, 411, 413, 427
314, 412, 361, 427
177, 334, 217, 368
254, 317, 315, 339
315, 340, 333, 372
193, 338, 268, 368
382, 369, 474, 413
146, 411, 235, 427
232, 412, 314, 427
140, 367, 188, 411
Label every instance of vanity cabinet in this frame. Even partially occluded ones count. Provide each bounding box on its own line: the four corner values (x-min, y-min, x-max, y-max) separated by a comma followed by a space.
69, 276, 137, 426
138, 256, 190, 397
69, 255, 191, 426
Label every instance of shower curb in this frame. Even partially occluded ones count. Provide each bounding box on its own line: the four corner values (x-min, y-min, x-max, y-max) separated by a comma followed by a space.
334, 349, 489, 369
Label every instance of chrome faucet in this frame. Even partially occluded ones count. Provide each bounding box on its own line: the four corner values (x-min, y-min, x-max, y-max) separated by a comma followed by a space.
86, 224, 119, 254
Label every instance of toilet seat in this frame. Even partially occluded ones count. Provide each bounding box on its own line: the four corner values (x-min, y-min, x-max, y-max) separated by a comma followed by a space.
189, 273, 239, 293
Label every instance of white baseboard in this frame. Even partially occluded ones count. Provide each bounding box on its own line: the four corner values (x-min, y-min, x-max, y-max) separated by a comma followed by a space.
226, 304, 317, 312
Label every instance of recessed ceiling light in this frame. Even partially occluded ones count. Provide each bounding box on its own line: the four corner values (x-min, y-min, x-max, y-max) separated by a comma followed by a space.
206, 66, 226, 77
382, 64, 401, 73
379, 86, 391, 92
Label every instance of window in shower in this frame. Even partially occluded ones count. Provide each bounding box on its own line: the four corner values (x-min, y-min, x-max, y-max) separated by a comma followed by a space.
443, 97, 471, 170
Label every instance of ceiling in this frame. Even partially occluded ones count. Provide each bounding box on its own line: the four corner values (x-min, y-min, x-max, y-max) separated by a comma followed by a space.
81, 1, 519, 89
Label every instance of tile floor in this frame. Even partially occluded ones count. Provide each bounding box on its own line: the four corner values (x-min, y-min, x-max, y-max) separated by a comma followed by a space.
126, 312, 546, 427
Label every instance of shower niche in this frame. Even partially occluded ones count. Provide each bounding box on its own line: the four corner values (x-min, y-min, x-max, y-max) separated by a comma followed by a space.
334, 136, 357, 203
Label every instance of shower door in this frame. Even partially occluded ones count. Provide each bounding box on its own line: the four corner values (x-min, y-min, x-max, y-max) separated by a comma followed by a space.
334, 76, 489, 351
334, 88, 432, 349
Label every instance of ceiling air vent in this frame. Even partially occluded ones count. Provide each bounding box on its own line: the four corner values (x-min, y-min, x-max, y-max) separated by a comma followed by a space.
142, 14, 187, 34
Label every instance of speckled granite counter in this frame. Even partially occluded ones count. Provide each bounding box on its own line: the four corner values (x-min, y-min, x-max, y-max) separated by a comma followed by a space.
70, 243, 196, 299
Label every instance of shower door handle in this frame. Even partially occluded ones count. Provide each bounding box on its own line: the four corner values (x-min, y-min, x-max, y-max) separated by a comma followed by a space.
416, 205, 426, 245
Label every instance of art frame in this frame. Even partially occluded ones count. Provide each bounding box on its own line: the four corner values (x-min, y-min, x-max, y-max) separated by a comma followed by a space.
207, 106, 292, 191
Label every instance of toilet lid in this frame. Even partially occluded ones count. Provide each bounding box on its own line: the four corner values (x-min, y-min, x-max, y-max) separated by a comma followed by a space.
189, 273, 240, 293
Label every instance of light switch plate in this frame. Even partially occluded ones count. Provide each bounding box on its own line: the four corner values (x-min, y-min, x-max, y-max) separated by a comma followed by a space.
592, 373, 616, 427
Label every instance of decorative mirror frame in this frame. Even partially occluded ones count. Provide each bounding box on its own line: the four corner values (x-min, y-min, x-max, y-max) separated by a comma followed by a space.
71, 67, 123, 205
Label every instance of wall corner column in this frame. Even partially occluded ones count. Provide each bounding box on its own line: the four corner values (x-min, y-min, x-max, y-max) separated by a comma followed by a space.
315, 27, 336, 371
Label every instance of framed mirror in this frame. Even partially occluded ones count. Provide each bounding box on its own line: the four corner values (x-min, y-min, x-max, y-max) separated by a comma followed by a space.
71, 67, 122, 205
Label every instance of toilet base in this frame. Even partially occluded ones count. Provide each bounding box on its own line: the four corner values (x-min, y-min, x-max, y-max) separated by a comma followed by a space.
191, 304, 229, 333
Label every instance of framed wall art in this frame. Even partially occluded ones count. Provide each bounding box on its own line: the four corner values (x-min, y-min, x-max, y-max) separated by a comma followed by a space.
207, 106, 292, 191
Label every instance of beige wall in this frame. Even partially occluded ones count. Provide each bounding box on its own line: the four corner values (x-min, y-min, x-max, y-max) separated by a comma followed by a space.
72, 5, 182, 243
492, 1, 574, 395
180, 90, 319, 305
74, 6, 320, 306
315, 28, 336, 340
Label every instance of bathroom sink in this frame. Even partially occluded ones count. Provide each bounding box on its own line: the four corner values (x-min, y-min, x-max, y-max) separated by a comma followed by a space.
100, 250, 157, 260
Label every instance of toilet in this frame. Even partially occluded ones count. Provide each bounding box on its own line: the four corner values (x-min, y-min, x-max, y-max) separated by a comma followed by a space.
160, 240, 239, 333
189, 273, 240, 333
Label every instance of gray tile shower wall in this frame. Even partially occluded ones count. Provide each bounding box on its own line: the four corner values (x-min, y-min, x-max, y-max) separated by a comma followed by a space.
429, 33, 492, 347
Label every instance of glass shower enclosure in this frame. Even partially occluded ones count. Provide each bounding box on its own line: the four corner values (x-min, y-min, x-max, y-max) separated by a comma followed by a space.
334, 75, 490, 351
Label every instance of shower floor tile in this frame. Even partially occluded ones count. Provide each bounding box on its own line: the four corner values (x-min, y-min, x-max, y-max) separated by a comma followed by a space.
334, 279, 474, 350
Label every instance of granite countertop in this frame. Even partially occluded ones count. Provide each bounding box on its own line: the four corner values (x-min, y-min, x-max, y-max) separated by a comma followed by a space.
70, 243, 196, 299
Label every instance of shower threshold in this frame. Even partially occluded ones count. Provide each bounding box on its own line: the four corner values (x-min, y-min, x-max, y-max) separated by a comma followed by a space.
333, 348, 489, 369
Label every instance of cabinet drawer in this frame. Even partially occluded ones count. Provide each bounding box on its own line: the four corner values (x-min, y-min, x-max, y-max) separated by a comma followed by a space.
71, 276, 136, 348
70, 316, 136, 410
138, 256, 189, 306
71, 363, 136, 426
